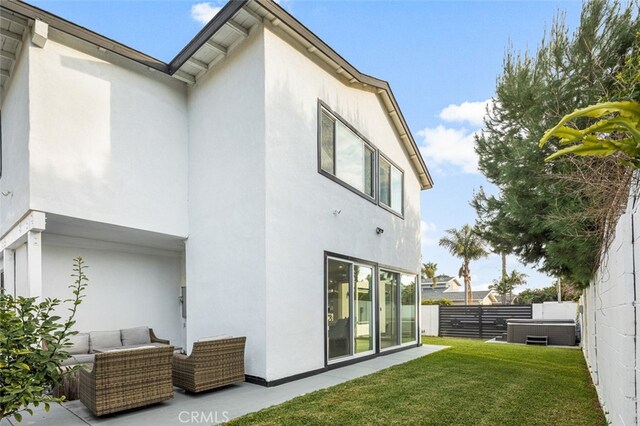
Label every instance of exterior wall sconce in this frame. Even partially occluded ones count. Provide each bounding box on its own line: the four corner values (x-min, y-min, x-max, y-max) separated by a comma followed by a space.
376, 227, 384, 235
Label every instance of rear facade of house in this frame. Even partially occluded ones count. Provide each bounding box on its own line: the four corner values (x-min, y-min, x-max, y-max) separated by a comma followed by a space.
0, 0, 432, 384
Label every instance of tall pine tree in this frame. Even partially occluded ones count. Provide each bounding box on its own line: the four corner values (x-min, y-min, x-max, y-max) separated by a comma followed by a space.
473, 0, 639, 287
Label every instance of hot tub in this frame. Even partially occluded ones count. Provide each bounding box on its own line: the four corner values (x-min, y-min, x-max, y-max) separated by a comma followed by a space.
507, 319, 576, 346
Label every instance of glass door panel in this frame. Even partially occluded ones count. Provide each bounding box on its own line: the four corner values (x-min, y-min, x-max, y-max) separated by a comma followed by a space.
354, 265, 373, 354
327, 259, 351, 359
401, 274, 417, 343
379, 270, 399, 349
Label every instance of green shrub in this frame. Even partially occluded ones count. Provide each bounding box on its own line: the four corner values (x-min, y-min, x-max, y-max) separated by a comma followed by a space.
0, 257, 89, 422
421, 298, 453, 306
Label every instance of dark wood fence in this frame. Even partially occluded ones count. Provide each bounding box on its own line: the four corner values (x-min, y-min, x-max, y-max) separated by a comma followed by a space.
439, 305, 533, 339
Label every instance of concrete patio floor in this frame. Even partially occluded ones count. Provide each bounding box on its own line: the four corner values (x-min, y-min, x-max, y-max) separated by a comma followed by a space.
1, 344, 448, 426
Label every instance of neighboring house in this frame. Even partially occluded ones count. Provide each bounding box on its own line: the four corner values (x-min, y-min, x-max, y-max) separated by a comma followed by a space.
0, 0, 433, 385
420, 275, 463, 292
422, 278, 498, 305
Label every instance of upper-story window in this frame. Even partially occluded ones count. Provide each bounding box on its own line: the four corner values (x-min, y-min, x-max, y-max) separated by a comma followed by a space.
320, 108, 375, 199
379, 155, 403, 215
318, 102, 404, 217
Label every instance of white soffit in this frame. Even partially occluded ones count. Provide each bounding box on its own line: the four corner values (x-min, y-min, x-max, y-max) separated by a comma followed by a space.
173, 6, 262, 84
0, 10, 27, 101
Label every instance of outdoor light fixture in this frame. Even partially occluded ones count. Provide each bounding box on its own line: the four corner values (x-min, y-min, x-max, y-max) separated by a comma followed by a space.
333, 209, 342, 216
376, 227, 384, 235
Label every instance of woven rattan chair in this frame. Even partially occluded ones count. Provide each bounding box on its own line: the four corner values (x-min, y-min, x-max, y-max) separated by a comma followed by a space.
172, 337, 246, 393
79, 346, 174, 416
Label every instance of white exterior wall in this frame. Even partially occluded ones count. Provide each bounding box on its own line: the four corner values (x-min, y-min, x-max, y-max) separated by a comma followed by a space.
420, 305, 439, 336
14, 243, 28, 297
185, 28, 267, 378
41, 234, 183, 345
582, 189, 638, 426
532, 302, 578, 320
263, 26, 422, 381
0, 40, 30, 235
26, 40, 189, 237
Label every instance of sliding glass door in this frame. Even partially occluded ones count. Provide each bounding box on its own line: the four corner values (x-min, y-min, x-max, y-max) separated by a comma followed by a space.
380, 269, 418, 350
401, 275, 417, 343
379, 270, 399, 349
327, 258, 374, 361
326, 255, 418, 363
327, 259, 351, 359
354, 265, 373, 354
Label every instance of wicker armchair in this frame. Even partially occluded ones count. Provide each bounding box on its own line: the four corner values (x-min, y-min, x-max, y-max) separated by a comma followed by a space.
80, 346, 174, 416
172, 337, 246, 393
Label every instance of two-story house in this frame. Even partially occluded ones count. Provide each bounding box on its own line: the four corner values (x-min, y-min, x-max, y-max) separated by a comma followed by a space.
0, 0, 433, 385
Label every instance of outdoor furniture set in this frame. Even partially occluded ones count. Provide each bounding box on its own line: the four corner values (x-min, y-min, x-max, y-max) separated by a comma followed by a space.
56, 326, 246, 416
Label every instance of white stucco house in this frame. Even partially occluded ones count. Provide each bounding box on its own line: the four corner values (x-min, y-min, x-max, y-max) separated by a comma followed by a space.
0, 0, 433, 385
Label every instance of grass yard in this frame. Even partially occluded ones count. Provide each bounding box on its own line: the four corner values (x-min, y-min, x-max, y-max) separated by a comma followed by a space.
228, 337, 605, 426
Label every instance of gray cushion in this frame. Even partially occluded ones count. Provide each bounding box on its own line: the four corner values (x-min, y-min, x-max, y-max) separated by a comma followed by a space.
67, 333, 89, 354
126, 342, 168, 349
197, 335, 232, 342
97, 345, 157, 353
89, 330, 122, 352
60, 353, 95, 366
120, 326, 150, 346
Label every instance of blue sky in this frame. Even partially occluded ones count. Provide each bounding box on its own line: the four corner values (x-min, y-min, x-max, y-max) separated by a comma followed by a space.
30, 0, 583, 290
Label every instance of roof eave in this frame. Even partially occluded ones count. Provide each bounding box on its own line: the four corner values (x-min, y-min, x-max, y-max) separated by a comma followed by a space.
2, 0, 433, 189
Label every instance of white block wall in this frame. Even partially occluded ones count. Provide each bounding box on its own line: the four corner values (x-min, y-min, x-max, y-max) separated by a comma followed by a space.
532, 302, 578, 320
582, 187, 639, 425
420, 305, 439, 336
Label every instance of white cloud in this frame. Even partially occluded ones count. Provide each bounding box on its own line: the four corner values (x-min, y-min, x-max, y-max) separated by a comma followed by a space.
439, 100, 491, 127
191, 2, 221, 25
421, 220, 438, 247
417, 125, 479, 174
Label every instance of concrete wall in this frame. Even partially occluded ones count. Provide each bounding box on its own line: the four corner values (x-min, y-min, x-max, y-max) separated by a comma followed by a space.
581, 188, 638, 426
420, 305, 439, 336
185, 27, 267, 378
262, 25, 422, 381
41, 234, 183, 346
532, 302, 578, 320
27, 40, 189, 237
0, 39, 31, 235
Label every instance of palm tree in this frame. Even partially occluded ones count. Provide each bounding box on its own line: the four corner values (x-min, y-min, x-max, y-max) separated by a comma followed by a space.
422, 262, 438, 288
489, 269, 528, 304
506, 270, 527, 304
489, 278, 511, 305
439, 225, 488, 305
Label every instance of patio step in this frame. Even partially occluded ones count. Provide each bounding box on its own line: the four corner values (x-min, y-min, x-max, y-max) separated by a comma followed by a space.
526, 335, 548, 346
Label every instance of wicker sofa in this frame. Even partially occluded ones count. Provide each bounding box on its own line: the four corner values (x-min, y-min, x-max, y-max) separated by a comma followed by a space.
172, 336, 246, 393
54, 326, 169, 400
79, 346, 174, 416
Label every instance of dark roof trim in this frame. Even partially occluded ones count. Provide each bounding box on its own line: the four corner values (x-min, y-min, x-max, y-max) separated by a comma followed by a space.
2, 0, 432, 188
1, 0, 168, 72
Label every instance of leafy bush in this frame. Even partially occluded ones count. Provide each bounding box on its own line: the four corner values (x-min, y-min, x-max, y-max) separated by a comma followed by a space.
421, 298, 453, 306
0, 257, 89, 422
515, 281, 581, 304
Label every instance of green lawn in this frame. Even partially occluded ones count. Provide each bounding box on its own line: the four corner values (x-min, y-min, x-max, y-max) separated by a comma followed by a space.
228, 337, 605, 426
